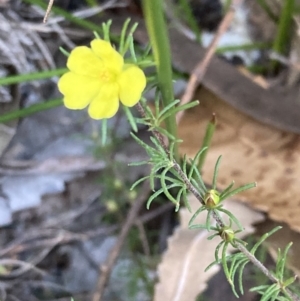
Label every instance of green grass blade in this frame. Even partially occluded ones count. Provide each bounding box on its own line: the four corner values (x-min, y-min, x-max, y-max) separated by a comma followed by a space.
0, 99, 63, 123
0, 68, 67, 86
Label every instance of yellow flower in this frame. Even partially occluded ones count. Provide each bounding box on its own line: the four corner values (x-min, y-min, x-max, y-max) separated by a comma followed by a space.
58, 39, 146, 119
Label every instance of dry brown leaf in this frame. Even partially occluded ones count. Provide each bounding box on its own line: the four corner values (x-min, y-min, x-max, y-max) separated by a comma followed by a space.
154, 195, 264, 301
178, 86, 300, 232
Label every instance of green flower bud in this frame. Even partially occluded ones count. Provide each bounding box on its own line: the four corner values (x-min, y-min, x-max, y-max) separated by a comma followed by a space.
220, 227, 235, 242
114, 179, 123, 189
204, 189, 220, 208
128, 190, 137, 201
106, 200, 119, 212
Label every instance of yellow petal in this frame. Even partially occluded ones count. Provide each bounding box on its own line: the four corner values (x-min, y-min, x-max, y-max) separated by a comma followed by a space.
91, 39, 123, 74
58, 72, 100, 109
67, 46, 104, 77
87, 83, 119, 119
118, 65, 146, 107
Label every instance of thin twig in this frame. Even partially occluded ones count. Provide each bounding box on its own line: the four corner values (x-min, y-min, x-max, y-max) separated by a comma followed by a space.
92, 180, 150, 301
136, 220, 151, 256
43, 0, 54, 23
177, 0, 241, 124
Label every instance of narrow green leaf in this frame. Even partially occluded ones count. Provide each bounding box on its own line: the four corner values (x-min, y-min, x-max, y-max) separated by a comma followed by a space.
129, 36, 138, 63
123, 22, 139, 56
147, 187, 165, 209
182, 187, 191, 212
161, 168, 182, 210
182, 154, 187, 174
188, 206, 206, 228
220, 181, 235, 199
198, 114, 216, 171
0, 99, 63, 123
102, 19, 112, 42
205, 259, 219, 272
205, 210, 213, 231
154, 126, 177, 142
123, 106, 138, 132
131, 133, 157, 154
251, 226, 282, 254
188, 147, 207, 180
119, 18, 131, 54
212, 155, 222, 190
283, 276, 296, 287
261, 284, 279, 301
149, 136, 167, 155
169, 142, 176, 162
189, 223, 208, 230
279, 242, 293, 278
157, 99, 180, 120
216, 42, 271, 54
60, 47, 70, 57
142, 42, 152, 59
221, 182, 256, 201
250, 285, 271, 292
207, 232, 220, 240
271, 0, 294, 71
222, 242, 239, 297
159, 100, 199, 121
0, 68, 67, 86
190, 178, 205, 198
214, 241, 224, 263
189, 160, 207, 192
218, 208, 243, 231
237, 258, 249, 295
130, 176, 150, 190
128, 161, 149, 166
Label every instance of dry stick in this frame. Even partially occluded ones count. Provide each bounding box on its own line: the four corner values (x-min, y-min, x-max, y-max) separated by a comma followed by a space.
136, 220, 151, 256
43, 0, 54, 23
136, 102, 300, 301
92, 180, 150, 301
176, 0, 242, 124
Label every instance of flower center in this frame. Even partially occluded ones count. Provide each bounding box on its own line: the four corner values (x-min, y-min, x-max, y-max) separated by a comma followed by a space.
99, 69, 115, 83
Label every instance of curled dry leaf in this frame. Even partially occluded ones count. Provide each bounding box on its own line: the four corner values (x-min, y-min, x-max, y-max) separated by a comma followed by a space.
178, 86, 300, 232
154, 195, 264, 301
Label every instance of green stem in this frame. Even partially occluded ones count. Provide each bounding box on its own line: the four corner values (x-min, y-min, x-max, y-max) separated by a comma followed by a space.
0, 99, 63, 123
0, 68, 67, 86
216, 42, 270, 54
142, 0, 178, 160
271, 0, 294, 71
256, 0, 278, 23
